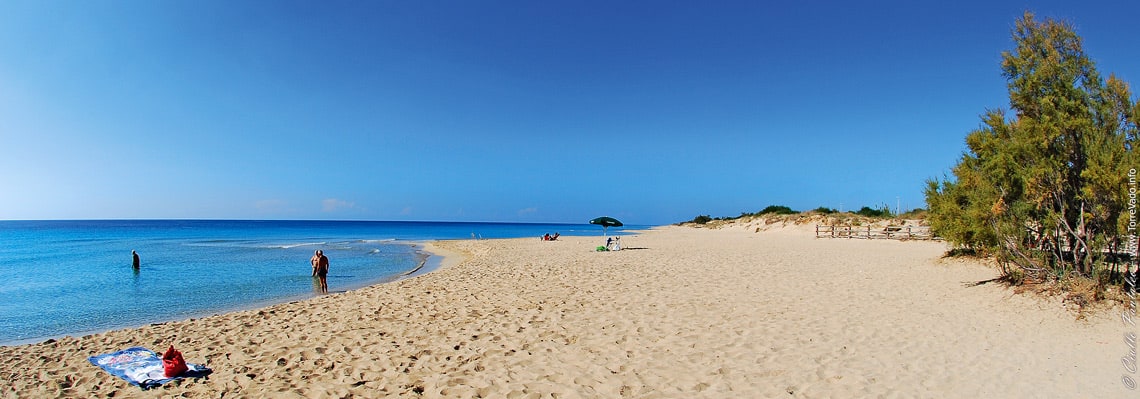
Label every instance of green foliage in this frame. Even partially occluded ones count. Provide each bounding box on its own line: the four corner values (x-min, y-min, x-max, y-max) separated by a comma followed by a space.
812, 206, 837, 214
757, 205, 797, 215
925, 12, 1139, 282
688, 215, 713, 225
853, 205, 893, 218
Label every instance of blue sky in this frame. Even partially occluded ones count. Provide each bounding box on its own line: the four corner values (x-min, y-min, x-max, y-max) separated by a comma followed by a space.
1, 1, 1137, 225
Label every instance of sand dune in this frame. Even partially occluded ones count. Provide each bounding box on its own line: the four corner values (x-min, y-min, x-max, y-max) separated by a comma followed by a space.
0, 226, 1125, 398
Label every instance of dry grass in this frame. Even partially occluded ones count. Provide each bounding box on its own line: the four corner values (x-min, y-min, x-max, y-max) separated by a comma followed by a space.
1004, 274, 1132, 319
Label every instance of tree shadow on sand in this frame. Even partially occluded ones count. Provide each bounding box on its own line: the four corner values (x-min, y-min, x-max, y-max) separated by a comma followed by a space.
963, 278, 1002, 287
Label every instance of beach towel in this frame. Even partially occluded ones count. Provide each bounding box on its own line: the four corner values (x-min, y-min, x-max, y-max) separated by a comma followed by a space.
88, 346, 212, 390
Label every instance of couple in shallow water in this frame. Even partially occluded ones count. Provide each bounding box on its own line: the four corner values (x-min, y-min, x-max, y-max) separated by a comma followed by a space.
310, 250, 329, 294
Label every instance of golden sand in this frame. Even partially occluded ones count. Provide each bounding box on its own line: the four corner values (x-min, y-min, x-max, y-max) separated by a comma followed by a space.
0, 225, 1123, 398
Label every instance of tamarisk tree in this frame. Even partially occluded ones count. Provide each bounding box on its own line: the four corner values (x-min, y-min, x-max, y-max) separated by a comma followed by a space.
925, 12, 1139, 281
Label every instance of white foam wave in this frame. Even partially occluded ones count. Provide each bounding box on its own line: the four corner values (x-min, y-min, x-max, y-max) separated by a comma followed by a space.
275, 242, 327, 249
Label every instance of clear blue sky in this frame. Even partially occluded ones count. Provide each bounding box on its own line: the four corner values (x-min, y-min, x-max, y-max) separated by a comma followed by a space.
1, 1, 1137, 225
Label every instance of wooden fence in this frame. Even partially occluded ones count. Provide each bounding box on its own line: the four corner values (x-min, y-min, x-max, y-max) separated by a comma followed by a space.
815, 225, 939, 241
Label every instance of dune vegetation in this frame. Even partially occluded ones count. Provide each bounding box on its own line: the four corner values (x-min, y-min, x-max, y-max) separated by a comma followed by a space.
925, 12, 1139, 302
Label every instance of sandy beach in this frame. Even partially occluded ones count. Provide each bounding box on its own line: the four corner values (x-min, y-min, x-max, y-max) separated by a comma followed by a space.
0, 224, 1125, 398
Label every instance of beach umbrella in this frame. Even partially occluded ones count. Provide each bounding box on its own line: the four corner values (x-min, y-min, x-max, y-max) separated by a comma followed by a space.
589, 216, 623, 236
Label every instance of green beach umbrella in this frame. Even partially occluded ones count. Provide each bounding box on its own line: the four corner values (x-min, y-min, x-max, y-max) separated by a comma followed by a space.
589, 216, 623, 236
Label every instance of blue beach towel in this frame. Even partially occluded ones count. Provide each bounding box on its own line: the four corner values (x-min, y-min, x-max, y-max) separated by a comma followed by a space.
88, 347, 212, 390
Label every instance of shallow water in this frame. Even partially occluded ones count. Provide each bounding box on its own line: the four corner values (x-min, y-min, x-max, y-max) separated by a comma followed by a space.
0, 220, 627, 344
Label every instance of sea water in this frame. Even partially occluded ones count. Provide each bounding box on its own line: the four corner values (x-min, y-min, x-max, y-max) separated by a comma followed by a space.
0, 220, 629, 345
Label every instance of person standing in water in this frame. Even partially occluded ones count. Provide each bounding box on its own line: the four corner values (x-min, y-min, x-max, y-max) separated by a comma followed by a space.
311, 250, 320, 277
311, 250, 329, 293
131, 250, 140, 270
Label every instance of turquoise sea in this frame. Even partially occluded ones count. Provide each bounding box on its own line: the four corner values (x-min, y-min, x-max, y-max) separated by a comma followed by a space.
0, 220, 632, 345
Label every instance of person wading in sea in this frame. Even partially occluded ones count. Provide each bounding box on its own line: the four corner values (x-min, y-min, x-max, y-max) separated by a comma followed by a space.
311, 250, 329, 294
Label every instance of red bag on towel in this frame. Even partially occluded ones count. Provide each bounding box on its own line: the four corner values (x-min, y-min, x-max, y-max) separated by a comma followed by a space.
162, 345, 188, 377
